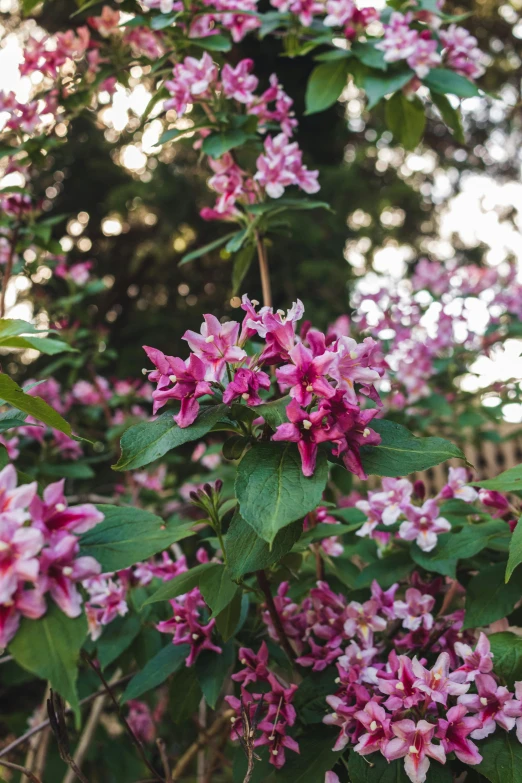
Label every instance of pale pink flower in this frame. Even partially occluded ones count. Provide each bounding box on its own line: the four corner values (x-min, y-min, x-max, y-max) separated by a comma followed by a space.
383, 719, 446, 783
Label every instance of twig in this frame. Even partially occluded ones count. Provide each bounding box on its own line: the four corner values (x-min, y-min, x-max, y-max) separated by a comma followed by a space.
254, 231, 272, 308
256, 570, 296, 661
33, 726, 51, 781
0, 758, 42, 783
0, 674, 133, 759
47, 690, 90, 783
62, 669, 122, 783
171, 710, 235, 782
82, 653, 165, 783
0, 225, 19, 318
156, 739, 170, 782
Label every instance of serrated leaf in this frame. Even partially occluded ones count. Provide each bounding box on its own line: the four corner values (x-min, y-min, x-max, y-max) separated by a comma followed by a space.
473, 464, 522, 493
360, 419, 466, 477
235, 442, 328, 544
114, 404, 227, 470
464, 563, 522, 629
79, 505, 196, 571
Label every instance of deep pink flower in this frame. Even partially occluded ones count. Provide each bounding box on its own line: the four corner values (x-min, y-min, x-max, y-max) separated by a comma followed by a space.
84, 575, 128, 640
0, 586, 46, 650
0, 520, 43, 603
30, 479, 103, 540
377, 654, 422, 711
412, 652, 469, 705
272, 398, 344, 476
451, 632, 494, 683
276, 342, 336, 405
40, 533, 101, 618
478, 489, 510, 517
383, 719, 446, 783
393, 588, 435, 632
183, 315, 246, 382
157, 587, 222, 666
437, 704, 482, 765
354, 701, 392, 755
232, 642, 270, 686
221, 59, 258, 103
223, 367, 270, 406
458, 673, 522, 738
0, 465, 37, 524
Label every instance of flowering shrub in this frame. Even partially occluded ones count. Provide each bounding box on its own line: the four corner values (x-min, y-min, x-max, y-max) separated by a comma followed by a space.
1, 0, 522, 782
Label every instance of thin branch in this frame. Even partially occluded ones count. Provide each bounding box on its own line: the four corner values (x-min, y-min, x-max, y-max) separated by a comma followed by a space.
156, 739, 170, 782
62, 669, 122, 783
0, 758, 42, 783
47, 691, 90, 783
254, 231, 272, 308
0, 674, 133, 759
256, 570, 296, 661
171, 710, 234, 782
82, 653, 165, 783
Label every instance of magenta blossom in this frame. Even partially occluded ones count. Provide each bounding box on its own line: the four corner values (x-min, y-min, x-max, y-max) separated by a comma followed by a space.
451, 632, 494, 683
458, 673, 522, 738
183, 314, 246, 382
276, 342, 336, 406
156, 355, 214, 427
221, 58, 258, 103
436, 704, 482, 765
0, 586, 46, 650
157, 587, 222, 667
354, 701, 392, 755
223, 367, 270, 406
0, 521, 43, 603
272, 398, 344, 476
377, 654, 422, 711
232, 642, 270, 686
330, 335, 382, 406
383, 719, 446, 783
39, 532, 101, 618
393, 588, 435, 632
438, 467, 477, 503
399, 499, 451, 552
30, 479, 103, 540
412, 652, 469, 706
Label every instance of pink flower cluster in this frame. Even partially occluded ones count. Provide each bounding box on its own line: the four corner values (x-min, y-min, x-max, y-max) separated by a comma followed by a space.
157, 584, 223, 666
144, 295, 383, 478
226, 642, 300, 768
163, 55, 318, 212
377, 12, 485, 80
0, 469, 104, 649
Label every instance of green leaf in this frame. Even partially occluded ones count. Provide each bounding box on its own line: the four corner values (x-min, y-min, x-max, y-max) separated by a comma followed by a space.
360, 419, 466, 477
235, 442, 328, 544
473, 464, 522, 492
150, 12, 177, 28
113, 404, 227, 470
431, 92, 465, 143
226, 229, 248, 254
489, 632, 522, 688
158, 123, 212, 145
96, 614, 142, 670
314, 48, 352, 62
144, 562, 215, 605
294, 669, 337, 724
254, 396, 291, 429
476, 730, 522, 783
275, 726, 341, 782
179, 234, 237, 265
410, 541, 457, 578
305, 59, 350, 115
225, 510, 302, 579
121, 643, 189, 703
202, 130, 248, 159
79, 505, 196, 571
40, 462, 95, 479
191, 34, 232, 52
215, 590, 243, 641
355, 550, 414, 589
506, 516, 522, 581
0, 374, 73, 436
232, 244, 255, 295
0, 409, 29, 433
424, 68, 480, 98
464, 563, 522, 629
0, 335, 77, 355
361, 69, 414, 109
385, 93, 426, 149
198, 564, 239, 618
10, 604, 86, 721
435, 520, 508, 561
195, 642, 235, 709
352, 41, 387, 71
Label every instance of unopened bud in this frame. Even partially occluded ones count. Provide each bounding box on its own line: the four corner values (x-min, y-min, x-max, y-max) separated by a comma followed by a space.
413, 479, 426, 501
215, 479, 223, 493
203, 483, 212, 496
189, 491, 199, 503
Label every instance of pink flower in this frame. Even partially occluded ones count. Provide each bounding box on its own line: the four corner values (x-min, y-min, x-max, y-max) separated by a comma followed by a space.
0, 521, 43, 603
393, 588, 435, 632
343, 599, 387, 645
165, 53, 218, 115
0, 465, 37, 524
221, 59, 258, 103
324, 0, 355, 27
296, 636, 343, 671
377, 653, 422, 711
272, 398, 344, 476
246, 300, 304, 364
451, 632, 494, 683
223, 367, 270, 406
383, 719, 446, 783
329, 403, 381, 481
412, 652, 469, 706
330, 336, 382, 406
0, 586, 46, 650
276, 342, 337, 406
254, 133, 319, 199
438, 467, 477, 503
84, 575, 128, 640
256, 674, 299, 768
458, 673, 522, 738
407, 35, 441, 78
157, 587, 222, 666
183, 315, 246, 382
232, 642, 270, 686
436, 704, 482, 765
40, 533, 101, 617
440, 24, 486, 80
478, 489, 510, 517
399, 499, 451, 552
354, 701, 392, 755
88, 5, 121, 36
376, 13, 419, 64
153, 354, 214, 428
30, 479, 104, 540
127, 701, 156, 743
